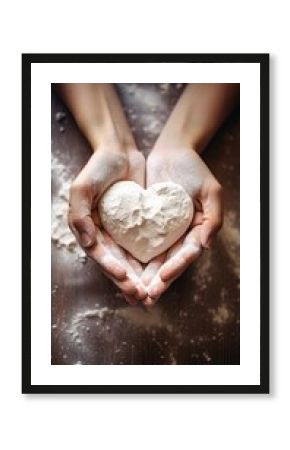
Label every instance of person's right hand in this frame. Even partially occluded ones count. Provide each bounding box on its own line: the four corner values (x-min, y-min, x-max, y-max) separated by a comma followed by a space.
68, 144, 147, 304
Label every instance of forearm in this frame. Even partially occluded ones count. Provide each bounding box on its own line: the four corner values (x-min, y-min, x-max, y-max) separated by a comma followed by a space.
55, 83, 135, 151
155, 83, 239, 153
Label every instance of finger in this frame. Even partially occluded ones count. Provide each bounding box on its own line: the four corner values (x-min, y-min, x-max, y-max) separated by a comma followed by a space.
143, 237, 199, 304
87, 242, 127, 281
126, 253, 144, 277
69, 214, 96, 248
146, 272, 171, 306
93, 250, 128, 281
123, 294, 138, 306
146, 227, 202, 301
142, 251, 178, 305
143, 296, 155, 307
192, 210, 204, 227
147, 262, 189, 304
103, 233, 141, 276
141, 253, 166, 286
127, 268, 147, 300
102, 231, 128, 262
200, 184, 223, 248
160, 242, 201, 282
88, 250, 138, 298
115, 278, 139, 297
69, 181, 96, 248
101, 234, 147, 300
104, 267, 139, 297
98, 231, 147, 300
123, 266, 147, 301
128, 277, 147, 301
91, 208, 101, 226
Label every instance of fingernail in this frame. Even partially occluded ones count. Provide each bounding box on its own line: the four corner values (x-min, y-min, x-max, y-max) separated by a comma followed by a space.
143, 297, 154, 306
114, 265, 127, 279
136, 284, 147, 301
80, 232, 93, 248
148, 285, 159, 298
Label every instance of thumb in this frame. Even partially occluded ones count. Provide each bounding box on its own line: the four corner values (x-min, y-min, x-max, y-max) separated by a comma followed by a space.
69, 181, 96, 248
200, 183, 223, 248
70, 215, 96, 248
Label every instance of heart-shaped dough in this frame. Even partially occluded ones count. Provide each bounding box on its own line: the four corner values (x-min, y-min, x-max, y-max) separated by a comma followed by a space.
98, 181, 194, 263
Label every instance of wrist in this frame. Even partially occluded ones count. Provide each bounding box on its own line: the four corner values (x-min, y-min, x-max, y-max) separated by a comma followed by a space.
153, 132, 202, 155
92, 129, 135, 154
69, 84, 135, 154
90, 106, 135, 153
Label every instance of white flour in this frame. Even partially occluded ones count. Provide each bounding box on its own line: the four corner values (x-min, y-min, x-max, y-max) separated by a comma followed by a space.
51, 155, 87, 262
65, 304, 172, 344
51, 84, 186, 261
220, 210, 240, 278
98, 180, 194, 263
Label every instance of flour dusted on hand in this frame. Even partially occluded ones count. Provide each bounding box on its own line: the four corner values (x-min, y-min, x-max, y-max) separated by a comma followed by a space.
98, 181, 194, 263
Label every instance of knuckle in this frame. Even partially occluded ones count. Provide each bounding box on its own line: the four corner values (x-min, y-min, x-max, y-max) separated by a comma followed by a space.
183, 252, 194, 264
181, 253, 194, 268
213, 182, 223, 196
70, 215, 85, 231
124, 285, 137, 296
67, 210, 81, 231
69, 180, 90, 198
212, 216, 223, 231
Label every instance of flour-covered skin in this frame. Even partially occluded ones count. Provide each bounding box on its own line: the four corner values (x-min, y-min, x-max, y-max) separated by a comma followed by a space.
143, 146, 222, 305
98, 181, 194, 263
147, 147, 203, 198
55, 83, 149, 304
91, 230, 146, 304
140, 83, 239, 305
58, 83, 235, 306
68, 146, 147, 302
142, 227, 202, 305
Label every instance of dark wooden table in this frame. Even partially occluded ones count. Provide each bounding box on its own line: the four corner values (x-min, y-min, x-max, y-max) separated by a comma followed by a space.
51, 84, 240, 365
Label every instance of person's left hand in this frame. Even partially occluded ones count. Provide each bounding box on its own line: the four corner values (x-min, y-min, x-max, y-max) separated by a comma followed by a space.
141, 145, 223, 306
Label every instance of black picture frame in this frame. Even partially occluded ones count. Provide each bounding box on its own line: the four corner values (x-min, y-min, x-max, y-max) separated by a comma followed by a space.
22, 53, 269, 394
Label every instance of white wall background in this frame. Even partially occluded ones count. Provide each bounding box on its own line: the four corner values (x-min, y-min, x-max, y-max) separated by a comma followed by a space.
0, 1, 287, 449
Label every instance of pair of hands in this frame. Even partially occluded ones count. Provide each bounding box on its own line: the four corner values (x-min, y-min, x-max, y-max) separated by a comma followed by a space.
68, 143, 222, 306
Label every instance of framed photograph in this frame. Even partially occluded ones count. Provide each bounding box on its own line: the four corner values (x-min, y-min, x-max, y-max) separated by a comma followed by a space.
22, 53, 269, 394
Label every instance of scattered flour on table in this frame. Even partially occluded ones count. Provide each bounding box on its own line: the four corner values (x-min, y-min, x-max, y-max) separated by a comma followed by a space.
210, 304, 231, 326
192, 254, 212, 291
117, 306, 164, 329
67, 307, 113, 340
65, 305, 172, 343
208, 290, 232, 326
51, 154, 87, 262
220, 210, 240, 278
